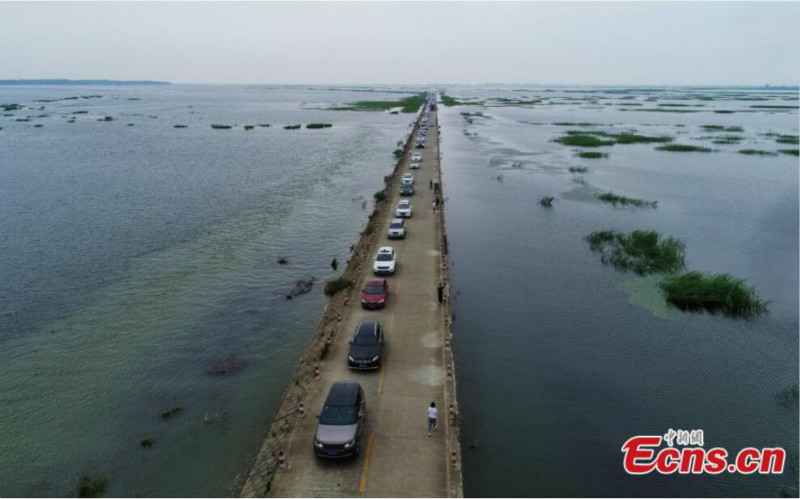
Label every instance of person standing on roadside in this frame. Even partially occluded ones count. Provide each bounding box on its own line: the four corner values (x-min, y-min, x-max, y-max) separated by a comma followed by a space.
428, 402, 438, 436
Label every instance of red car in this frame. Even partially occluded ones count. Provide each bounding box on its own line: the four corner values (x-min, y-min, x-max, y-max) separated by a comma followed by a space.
361, 279, 388, 309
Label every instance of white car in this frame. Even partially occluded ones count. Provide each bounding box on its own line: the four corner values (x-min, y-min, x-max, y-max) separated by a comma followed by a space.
387, 218, 406, 239
395, 200, 412, 218
401, 173, 414, 185
409, 161, 420, 170
373, 247, 397, 275
411, 152, 422, 163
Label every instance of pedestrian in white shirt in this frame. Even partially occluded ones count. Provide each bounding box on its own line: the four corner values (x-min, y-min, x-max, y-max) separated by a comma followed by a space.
428, 402, 438, 436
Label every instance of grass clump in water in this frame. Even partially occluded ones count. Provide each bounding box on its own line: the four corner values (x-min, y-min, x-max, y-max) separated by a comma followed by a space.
569, 166, 589, 173
774, 134, 799, 145
575, 151, 608, 159
333, 93, 425, 113
441, 94, 464, 106
778, 382, 799, 403
597, 192, 657, 208
76, 475, 110, 498
779, 149, 799, 156
659, 271, 768, 317
324, 277, 353, 296
738, 149, 778, 156
306, 123, 333, 129
211, 124, 232, 129
539, 196, 554, 207
556, 134, 615, 147
283, 124, 301, 130
701, 125, 743, 132
374, 191, 386, 203
613, 133, 673, 144
585, 230, 686, 274
244, 125, 254, 131
393, 149, 403, 159
656, 144, 713, 152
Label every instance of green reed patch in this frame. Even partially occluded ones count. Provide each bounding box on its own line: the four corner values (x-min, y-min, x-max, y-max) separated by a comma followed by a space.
306, 123, 333, 129
779, 149, 799, 156
576, 151, 608, 159
656, 144, 713, 152
283, 124, 301, 130
211, 124, 232, 129
738, 149, 778, 156
569, 166, 589, 173
585, 230, 686, 275
333, 93, 425, 113
553, 122, 601, 126
173, 125, 187, 128
750, 105, 799, 109
774, 134, 799, 145
597, 192, 657, 208
614, 133, 673, 144
634, 108, 701, 113
709, 135, 742, 144
701, 125, 743, 132
441, 94, 464, 107
659, 271, 768, 318
556, 134, 615, 147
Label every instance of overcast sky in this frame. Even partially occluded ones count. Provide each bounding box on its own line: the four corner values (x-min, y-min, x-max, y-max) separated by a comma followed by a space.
1, 1, 797, 85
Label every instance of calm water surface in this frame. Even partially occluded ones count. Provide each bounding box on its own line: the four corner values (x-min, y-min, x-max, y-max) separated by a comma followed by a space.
441, 86, 799, 497
0, 85, 416, 496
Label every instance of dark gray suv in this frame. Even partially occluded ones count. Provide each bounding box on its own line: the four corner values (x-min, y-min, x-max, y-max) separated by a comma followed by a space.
314, 381, 366, 458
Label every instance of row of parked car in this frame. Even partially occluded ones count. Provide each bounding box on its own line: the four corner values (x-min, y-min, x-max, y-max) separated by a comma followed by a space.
313, 97, 438, 458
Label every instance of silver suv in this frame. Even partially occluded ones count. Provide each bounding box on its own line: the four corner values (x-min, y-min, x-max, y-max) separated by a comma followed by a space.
314, 381, 366, 458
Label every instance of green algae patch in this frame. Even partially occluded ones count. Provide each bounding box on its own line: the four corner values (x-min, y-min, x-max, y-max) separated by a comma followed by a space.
659, 271, 768, 318
618, 274, 673, 320
586, 230, 686, 275
441, 94, 464, 106
656, 144, 713, 153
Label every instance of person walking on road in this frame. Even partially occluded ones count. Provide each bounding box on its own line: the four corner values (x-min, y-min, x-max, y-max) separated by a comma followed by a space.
429, 179, 433, 191
428, 402, 438, 436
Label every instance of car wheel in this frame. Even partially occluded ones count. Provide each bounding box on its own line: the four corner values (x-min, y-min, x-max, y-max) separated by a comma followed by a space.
354, 441, 361, 456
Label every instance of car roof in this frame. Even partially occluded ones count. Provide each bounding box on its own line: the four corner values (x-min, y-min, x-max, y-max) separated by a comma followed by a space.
355, 320, 378, 337
398, 200, 410, 205
378, 246, 393, 253
326, 381, 361, 406
366, 278, 386, 286
390, 218, 404, 224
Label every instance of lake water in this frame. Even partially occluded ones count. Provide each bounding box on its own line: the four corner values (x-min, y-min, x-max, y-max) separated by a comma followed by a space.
1, 84, 797, 497
0, 85, 415, 496
440, 86, 799, 497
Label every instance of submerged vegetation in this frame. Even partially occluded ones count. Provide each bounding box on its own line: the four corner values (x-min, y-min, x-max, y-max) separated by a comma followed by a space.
738, 149, 778, 156
332, 93, 424, 113
597, 192, 657, 208
701, 125, 743, 132
568, 166, 589, 173
557, 130, 672, 147
655, 144, 713, 152
556, 134, 615, 147
576, 151, 608, 159
778, 382, 799, 403
76, 475, 109, 498
441, 94, 464, 106
585, 230, 686, 274
659, 272, 768, 318
324, 277, 353, 296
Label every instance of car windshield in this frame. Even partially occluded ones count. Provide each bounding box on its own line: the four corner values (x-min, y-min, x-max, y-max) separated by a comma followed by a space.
376, 254, 393, 261
365, 285, 383, 294
353, 332, 378, 346
390, 222, 403, 229
319, 404, 357, 425
398, 202, 409, 207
